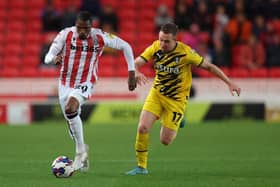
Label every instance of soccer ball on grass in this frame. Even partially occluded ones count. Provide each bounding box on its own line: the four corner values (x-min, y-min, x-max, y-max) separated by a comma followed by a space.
51, 156, 74, 178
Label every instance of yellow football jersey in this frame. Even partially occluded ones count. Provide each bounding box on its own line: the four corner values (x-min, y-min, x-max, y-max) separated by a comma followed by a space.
141, 41, 203, 101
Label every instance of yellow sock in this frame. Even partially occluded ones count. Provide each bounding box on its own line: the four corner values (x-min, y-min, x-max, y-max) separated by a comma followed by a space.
135, 132, 149, 169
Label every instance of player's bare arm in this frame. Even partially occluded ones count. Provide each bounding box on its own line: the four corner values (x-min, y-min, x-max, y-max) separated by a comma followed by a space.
199, 59, 241, 96
128, 70, 137, 91
134, 56, 148, 86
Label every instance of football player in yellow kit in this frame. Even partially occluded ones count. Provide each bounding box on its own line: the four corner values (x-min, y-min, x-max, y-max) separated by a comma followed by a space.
126, 23, 241, 175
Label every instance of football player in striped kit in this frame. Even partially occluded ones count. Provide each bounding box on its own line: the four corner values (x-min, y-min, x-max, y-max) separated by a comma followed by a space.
45, 11, 137, 173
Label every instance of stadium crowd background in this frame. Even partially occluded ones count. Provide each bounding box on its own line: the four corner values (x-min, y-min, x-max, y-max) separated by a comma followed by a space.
0, 0, 279, 78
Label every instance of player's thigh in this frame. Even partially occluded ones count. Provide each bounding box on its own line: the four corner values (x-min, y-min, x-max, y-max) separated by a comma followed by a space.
138, 110, 158, 133
140, 88, 162, 132
58, 82, 93, 116
161, 98, 186, 131
142, 88, 162, 120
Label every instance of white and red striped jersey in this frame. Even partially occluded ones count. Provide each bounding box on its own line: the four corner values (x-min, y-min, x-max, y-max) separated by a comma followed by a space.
45, 26, 135, 88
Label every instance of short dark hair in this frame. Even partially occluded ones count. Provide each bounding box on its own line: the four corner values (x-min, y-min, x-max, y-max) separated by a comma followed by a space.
160, 23, 178, 36
77, 11, 92, 23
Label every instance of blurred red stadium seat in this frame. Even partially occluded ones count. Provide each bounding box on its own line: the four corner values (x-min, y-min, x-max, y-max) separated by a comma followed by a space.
9, 9, 25, 21
137, 10, 156, 20
118, 1, 136, 10
9, 0, 26, 9
5, 32, 23, 44
7, 21, 24, 31
26, 9, 41, 20
134, 44, 148, 56
40, 68, 60, 77
26, 0, 45, 9
98, 66, 114, 77
101, 0, 118, 9
2, 56, 22, 68
137, 33, 156, 46
0, 67, 20, 77
158, 0, 175, 8
229, 68, 250, 78
24, 33, 42, 45
20, 67, 38, 77
5, 44, 22, 57
114, 66, 128, 77
0, 10, 8, 21
0, 0, 8, 9
99, 55, 115, 66
138, 1, 157, 10
137, 20, 156, 32
249, 68, 268, 78
23, 44, 41, 56
118, 10, 137, 20
268, 68, 280, 78
118, 32, 136, 44
119, 21, 136, 33
22, 56, 40, 68
194, 67, 215, 77
26, 20, 42, 32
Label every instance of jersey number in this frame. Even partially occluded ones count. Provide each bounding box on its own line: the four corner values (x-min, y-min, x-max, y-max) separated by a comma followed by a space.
75, 85, 88, 93
81, 85, 88, 93
172, 112, 182, 123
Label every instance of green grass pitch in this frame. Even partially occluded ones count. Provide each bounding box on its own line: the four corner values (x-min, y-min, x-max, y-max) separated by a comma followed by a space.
0, 120, 279, 187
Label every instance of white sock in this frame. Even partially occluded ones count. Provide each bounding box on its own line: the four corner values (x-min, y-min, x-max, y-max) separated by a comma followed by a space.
68, 115, 85, 154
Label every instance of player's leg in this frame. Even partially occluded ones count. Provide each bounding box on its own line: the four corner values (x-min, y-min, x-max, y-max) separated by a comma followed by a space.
65, 97, 85, 154
160, 126, 177, 145
136, 110, 157, 167
59, 83, 92, 172
64, 96, 89, 172
126, 88, 161, 175
126, 110, 157, 175
160, 97, 185, 145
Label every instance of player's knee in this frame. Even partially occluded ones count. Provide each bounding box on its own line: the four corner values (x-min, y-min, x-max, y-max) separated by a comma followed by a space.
160, 137, 173, 146
65, 97, 80, 120
138, 125, 149, 134
65, 106, 78, 120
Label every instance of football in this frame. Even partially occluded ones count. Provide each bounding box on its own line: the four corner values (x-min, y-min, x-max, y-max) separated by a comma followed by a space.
51, 156, 74, 178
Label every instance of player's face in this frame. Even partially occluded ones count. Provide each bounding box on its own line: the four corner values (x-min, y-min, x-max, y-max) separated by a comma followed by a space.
159, 31, 177, 53
76, 19, 91, 40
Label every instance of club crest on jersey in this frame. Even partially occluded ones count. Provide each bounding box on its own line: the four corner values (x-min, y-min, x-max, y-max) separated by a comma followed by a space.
154, 51, 164, 61
175, 57, 180, 64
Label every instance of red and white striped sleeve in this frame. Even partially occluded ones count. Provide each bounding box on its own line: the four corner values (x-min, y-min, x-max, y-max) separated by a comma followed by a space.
44, 29, 67, 64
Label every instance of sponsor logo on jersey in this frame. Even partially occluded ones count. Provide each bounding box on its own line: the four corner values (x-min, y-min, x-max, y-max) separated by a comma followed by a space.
70, 43, 99, 52
156, 64, 179, 74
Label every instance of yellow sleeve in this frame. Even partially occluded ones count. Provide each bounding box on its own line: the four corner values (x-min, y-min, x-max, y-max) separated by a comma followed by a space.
185, 47, 203, 66
140, 41, 157, 62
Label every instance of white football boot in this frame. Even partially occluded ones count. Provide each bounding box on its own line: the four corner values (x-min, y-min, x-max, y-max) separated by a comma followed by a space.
73, 144, 89, 173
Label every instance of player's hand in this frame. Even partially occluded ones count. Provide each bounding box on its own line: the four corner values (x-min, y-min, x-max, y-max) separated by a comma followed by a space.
229, 82, 241, 96
53, 54, 63, 65
128, 71, 137, 91
135, 70, 148, 86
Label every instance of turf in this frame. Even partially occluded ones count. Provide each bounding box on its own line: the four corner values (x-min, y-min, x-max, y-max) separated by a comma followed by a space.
0, 120, 279, 187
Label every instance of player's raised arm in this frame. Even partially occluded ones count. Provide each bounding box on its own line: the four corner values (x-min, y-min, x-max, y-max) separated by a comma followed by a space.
44, 30, 66, 65
199, 58, 241, 96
